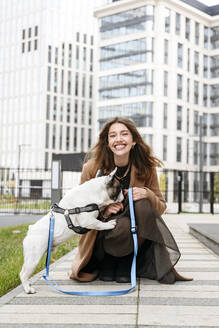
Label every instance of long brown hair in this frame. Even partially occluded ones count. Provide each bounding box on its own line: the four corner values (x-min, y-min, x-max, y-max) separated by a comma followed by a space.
85, 117, 162, 179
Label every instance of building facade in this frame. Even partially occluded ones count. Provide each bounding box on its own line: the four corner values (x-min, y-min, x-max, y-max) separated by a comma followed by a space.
0, 0, 99, 197
94, 0, 219, 210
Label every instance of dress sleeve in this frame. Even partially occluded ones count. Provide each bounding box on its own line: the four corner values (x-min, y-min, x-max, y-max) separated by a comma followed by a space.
143, 168, 167, 215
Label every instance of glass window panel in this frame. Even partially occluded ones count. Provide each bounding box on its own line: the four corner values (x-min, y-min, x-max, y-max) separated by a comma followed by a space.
99, 69, 153, 99
100, 38, 153, 70
100, 6, 154, 40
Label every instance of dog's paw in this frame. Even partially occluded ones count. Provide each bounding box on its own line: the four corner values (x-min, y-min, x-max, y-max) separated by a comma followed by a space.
104, 219, 117, 230
24, 285, 36, 294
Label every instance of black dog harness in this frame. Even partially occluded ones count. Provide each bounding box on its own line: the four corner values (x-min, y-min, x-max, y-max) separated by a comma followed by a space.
51, 203, 99, 234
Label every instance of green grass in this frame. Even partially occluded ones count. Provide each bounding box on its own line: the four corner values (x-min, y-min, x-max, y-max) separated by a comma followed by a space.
0, 223, 78, 297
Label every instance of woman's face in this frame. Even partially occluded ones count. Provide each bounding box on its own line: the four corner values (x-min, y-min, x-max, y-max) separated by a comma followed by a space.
108, 123, 135, 164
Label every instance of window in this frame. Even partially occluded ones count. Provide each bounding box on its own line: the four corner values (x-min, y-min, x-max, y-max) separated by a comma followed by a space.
163, 103, 168, 129
46, 95, 50, 120
176, 137, 182, 162
185, 18, 190, 40
82, 74, 86, 97
75, 72, 79, 96
186, 139, 189, 164
210, 114, 219, 136
100, 38, 153, 70
194, 81, 199, 104
100, 6, 154, 40
76, 32, 80, 42
61, 70, 64, 94
68, 44, 72, 68
203, 55, 208, 78
164, 8, 171, 33
164, 39, 168, 64
62, 43, 65, 66
164, 71, 168, 96
83, 34, 87, 43
66, 126, 70, 151
34, 26, 38, 37
90, 35, 94, 45
54, 68, 58, 93
193, 141, 198, 165
203, 84, 208, 107
89, 102, 92, 125
194, 51, 199, 75
59, 126, 63, 150
210, 84, 219, 107
55, 47, 58, 65
81, 128, 85, 152
210, 144, 219, 165
177, 105, 182, 130
74, 127, 77, 151
52, 124, 56, 149
186, 108, 189, 133
60, 97, 63, 122
82, 101, 85, 124
195, 22, 199, 45
177, 43, 183, 68
45, 123, 49, 148
34, 39, 37, 50
74, 100, 78, 123
163, 135, 167, 161
22, 29, 25, 39
76, 45, 79, 69
187, 78, 190, 102
22, 43, 25, 53
194, 111, 199, 135
53, 96, 57, 120
204, 26, 208, 49
66, 99, 71, 123
88, 128, 92, 149
187, 48, 190, 71
89, 75, 93, 98
90, 49, 93, 71
28, 27, 31, 38
99, 69, 153, 100
177, 74, 182, 99
47, 67, 51, 91
28, 41, 31, 51
67, 71, 71, 95
175, 13, 180, 35
210, 55, 219, 78
211, 27, 219, 50
83, 47, 86, 71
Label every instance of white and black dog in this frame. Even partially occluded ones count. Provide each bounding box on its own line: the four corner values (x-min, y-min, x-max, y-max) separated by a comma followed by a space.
20, 168, 123, 294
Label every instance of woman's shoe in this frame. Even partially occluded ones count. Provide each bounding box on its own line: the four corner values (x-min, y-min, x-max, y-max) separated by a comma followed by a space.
115, 253, 132, 283
99, 253, 117, 282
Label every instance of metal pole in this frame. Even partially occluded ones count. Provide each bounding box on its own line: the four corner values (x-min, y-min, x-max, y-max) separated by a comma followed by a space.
18, 145, 21, 198
199, 113, 203, 213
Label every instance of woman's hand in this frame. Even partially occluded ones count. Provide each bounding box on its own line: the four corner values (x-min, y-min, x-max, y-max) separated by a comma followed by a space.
103, 202, 124, 218
124, 187, 148, 201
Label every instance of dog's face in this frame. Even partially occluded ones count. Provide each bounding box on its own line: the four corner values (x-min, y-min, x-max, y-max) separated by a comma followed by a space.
105, 168, 124, 203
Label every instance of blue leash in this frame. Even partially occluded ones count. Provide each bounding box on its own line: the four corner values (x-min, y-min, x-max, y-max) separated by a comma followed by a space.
43, 188, 138, 296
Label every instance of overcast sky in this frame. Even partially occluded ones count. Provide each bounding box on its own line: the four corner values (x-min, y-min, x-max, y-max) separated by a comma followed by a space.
198, 0, 219, 5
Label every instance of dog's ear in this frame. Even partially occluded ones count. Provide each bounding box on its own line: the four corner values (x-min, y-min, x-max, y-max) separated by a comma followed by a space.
105, 167, 117, 184
95, 169, 104, 178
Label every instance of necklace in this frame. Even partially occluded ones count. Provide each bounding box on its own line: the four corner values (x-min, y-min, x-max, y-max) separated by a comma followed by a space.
115, 162, 131, 181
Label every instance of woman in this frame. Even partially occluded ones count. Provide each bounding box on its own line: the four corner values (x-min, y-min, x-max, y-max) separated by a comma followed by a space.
70, 117, 192, 284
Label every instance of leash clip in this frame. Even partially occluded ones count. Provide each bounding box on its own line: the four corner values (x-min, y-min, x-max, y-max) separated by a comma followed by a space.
131, 226, 137, 234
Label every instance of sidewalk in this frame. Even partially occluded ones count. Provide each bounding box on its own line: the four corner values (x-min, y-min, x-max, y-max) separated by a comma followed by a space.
1, 213, 219, 327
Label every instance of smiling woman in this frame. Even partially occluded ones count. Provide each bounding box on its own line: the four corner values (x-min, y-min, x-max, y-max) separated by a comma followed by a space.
69, 117, 193, 285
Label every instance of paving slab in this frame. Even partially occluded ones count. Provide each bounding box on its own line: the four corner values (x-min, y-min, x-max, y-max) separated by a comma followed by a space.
1, 213, 219, 327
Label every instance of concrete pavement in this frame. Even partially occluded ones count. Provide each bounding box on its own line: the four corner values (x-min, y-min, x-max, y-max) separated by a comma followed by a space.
0, 213, 219, 327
